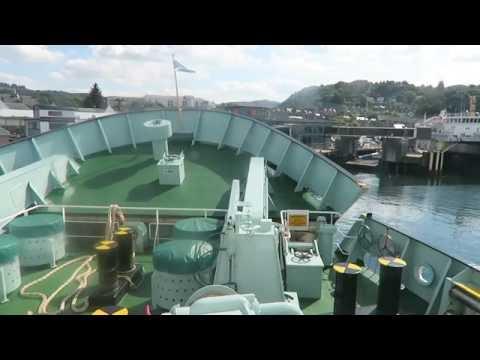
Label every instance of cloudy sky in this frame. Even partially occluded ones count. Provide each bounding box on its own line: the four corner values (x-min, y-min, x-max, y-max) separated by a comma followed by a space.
1, 45, 480, 103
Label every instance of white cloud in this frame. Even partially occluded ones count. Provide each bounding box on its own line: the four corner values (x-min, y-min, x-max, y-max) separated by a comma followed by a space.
37, 45, 480, 103
200, 80, 283, 103
61, 57, 175, 88
0, 72, 35, 87
49, 71, 65, 81
0, 45, 64, 63
53, 45, 299, 101
91, 45, 160, 60
90, 45, 259, 68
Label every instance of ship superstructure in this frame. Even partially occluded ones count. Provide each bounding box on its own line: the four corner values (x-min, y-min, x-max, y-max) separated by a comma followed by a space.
0, 109, 478, 316
422, 96, 480, 143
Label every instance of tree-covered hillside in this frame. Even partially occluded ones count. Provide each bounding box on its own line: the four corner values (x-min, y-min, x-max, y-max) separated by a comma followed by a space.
0, 82, 88, 107
282, 80, 480, 117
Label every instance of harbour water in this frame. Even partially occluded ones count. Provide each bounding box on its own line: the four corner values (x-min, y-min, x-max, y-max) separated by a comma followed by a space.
336, 171, 480, 267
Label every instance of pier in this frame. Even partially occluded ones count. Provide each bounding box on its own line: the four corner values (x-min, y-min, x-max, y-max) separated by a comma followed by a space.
272, 120, 480, 175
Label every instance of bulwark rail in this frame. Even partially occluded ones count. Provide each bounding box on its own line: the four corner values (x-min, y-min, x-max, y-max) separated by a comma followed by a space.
0, 204, 229, 230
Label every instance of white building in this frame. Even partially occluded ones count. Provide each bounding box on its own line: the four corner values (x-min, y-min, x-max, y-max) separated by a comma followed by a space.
143, 94, 215, 109
0, 100, 33, 118
0, 100, 34, 132
27, 103, 116, 136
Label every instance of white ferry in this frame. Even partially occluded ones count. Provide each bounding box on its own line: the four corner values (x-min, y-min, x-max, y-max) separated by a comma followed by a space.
423, 109, 480, 142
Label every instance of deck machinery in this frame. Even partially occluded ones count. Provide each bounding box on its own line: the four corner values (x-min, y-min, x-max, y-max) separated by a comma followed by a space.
0, 110, 479, 315
167, 157, 337, 315
144, 119, 185, 185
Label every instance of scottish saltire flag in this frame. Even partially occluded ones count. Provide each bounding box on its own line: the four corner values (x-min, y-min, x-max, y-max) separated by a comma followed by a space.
173, 59, 195, 73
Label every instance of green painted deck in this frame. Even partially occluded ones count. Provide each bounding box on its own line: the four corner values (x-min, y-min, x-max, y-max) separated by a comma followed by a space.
0, 140, 429, 315
1, 251, 427, 315
2, 251, 334, 315
0, 253, 154, 315
0, 246, 336, 315
47, 141, 312, 216
301, 270, 336, 315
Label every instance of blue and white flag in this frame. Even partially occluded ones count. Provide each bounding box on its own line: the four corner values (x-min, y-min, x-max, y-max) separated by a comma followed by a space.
173, 59, 195, 73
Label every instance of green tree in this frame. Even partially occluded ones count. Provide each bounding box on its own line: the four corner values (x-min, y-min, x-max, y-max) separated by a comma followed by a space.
113, 98, 125, 111
398, 90, 417, 105
437, 81, 445, 92
414, 93, 445, 117
83, 83, 106, 108
331, 91, 344, 105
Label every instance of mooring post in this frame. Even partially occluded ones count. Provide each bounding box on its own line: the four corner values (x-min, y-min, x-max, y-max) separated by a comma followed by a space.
428, 151, 434, 172
439, 151, 445, 173
435, 151, 441, 173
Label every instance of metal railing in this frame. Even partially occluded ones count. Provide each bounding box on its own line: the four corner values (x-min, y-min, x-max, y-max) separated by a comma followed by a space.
0, 204, 228, 245
280, 209, 341, 228
0, 204, 42, 229
279, 209, 342, 245
0, 205, 356, 253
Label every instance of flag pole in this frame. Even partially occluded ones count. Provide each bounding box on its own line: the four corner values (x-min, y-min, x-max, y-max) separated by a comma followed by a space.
172, 53, 182, 127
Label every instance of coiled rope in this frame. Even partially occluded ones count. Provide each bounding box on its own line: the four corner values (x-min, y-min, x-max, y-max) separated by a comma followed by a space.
20, 204, 130, 315
20, 255, 96, 315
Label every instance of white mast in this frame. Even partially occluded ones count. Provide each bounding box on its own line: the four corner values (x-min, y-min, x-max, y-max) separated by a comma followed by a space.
172, 53, 182, 126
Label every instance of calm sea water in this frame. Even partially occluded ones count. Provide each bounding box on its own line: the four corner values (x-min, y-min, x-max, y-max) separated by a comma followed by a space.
336, 171, 480, 266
